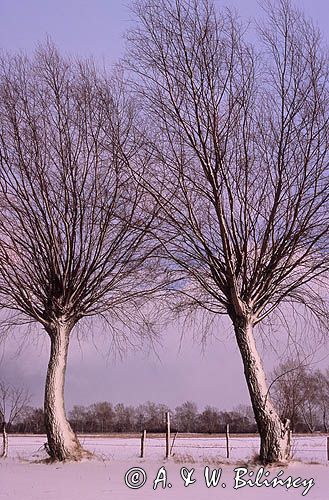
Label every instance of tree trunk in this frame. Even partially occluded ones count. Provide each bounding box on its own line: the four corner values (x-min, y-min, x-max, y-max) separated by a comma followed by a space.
233, 316, 291, 464
1, 422, 8, 458
323, 409, 328, 433
44, 322, 88, 461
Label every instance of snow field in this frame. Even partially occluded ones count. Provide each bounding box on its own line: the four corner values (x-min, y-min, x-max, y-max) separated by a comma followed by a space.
0, 435, 328, 499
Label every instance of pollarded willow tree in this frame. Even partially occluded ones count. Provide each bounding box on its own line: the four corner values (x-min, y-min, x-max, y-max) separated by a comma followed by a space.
0, 44, 162, 461
127, 0, 329, 463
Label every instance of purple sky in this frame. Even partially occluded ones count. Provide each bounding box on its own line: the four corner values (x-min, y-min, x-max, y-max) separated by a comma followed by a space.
1, 1, 328, 64
0, 0, 328, 412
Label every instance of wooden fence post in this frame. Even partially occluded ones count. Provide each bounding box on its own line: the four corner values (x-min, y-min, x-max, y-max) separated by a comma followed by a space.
170, 431, 178, 456
165, 412, 171, 458
140, 429, 146, 458
226, 423, 230, 459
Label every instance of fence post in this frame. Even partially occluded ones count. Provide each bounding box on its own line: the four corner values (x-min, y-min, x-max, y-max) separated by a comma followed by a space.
140, 429, 146, 458
170, 431, 178, 456
226, 423, 230, 459
165, 412, 171, 458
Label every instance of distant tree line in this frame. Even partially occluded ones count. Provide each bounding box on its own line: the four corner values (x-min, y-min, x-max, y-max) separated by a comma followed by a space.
3, 364, 328, 436
7, 359, 329, 436
9, 401, 257, 435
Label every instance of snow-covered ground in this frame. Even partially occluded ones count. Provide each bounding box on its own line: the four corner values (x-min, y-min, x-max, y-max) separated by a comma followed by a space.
0, 435, 328, 499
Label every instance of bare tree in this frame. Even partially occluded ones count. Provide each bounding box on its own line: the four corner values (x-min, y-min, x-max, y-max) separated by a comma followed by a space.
198, 406, 221, 434
0, 381, 30, 458
127, 0, 329, 463
271, 362, 329, 432
314, 369, 329, 433
270, 360, 307, 432
299, 372, 320, 433
69, 405, 91, 434
88, 402, 115, 433
173, 401, 199, 433
113, 403, 136, 432
135, 401, 170, 432
15, 406, 46, 434
0, 44, 162, 461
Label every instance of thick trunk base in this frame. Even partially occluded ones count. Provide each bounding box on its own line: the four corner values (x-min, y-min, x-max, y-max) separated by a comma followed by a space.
44, 322, 92, 462
232, 315, 291, 465
259, 418, 291, 464
44, 419, 89, 462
